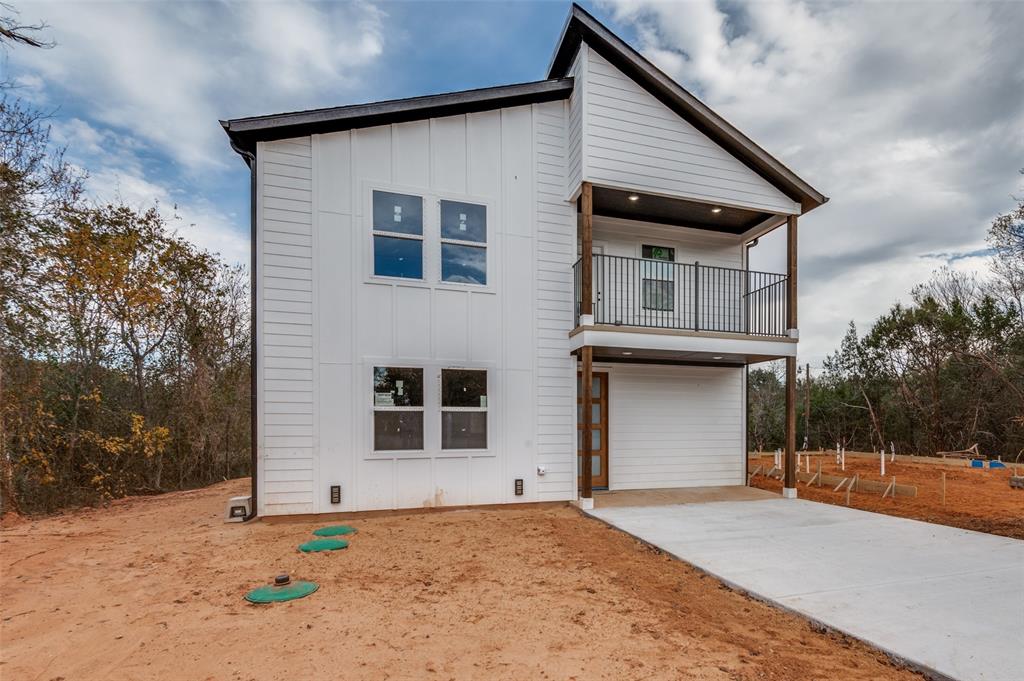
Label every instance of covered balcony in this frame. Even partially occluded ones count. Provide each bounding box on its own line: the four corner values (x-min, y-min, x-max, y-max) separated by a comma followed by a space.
573, 255, 788, 337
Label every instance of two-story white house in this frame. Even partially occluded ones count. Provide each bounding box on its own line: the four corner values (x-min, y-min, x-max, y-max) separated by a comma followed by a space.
221, 4, 826, 517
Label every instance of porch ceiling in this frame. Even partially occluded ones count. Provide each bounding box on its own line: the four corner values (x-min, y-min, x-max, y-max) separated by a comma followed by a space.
586, 186, 775, 235
588, 345, 784, 366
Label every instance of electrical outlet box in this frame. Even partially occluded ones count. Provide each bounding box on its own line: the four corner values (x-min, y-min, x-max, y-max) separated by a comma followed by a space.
225, 495, 251, 522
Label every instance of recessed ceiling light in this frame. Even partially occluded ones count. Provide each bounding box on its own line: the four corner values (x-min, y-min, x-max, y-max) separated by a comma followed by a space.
627, 194, 639, 202
710, 206, 723, 214
713, 355, 723, 360
622, 351, 633, 355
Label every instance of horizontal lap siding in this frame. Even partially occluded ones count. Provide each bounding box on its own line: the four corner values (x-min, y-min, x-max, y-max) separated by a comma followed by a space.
566, 48, 585, 196
583, 48, 798, 215
260, 137, 315, 514
609, 365, 744, 489
535, 101, 577, 500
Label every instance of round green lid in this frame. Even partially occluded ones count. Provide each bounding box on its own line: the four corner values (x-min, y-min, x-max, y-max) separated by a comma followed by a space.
312, 525, 357, 537
245, 580, 318, 604
298, 538, 349, 553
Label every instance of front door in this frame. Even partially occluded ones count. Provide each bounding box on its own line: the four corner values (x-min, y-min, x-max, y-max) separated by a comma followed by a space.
577, 371, 609, 489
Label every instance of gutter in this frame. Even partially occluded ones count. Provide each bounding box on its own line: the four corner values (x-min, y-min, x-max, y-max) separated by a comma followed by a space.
229, 139, 259, 522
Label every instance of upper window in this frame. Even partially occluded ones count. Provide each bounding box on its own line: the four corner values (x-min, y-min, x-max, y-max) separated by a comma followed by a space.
440, 200, 487, 285
441, 369, 488, 449
373, 367, 424, 451
373, 191, 423, 279
642, 244, 674, 261
641, 244, 675, 311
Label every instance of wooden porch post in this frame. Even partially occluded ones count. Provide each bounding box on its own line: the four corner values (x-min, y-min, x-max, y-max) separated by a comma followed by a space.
580, 182, 594, 502
784, 215, 798, 496
580, 182, 593, 318
581, 345, 594, 500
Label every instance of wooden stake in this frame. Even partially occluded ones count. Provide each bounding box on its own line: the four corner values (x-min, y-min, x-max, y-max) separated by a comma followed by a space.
941, 471, 946, 507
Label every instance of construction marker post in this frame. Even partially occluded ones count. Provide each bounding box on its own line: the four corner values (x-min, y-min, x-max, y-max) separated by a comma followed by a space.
880, 450, 885, 477
942, 472, 946, 507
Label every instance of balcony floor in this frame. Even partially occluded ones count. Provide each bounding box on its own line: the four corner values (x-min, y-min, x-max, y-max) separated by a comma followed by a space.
570, 323, 797, 365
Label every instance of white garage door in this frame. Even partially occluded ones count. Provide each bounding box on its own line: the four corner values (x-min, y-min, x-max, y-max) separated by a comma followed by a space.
608, 364, 744, 490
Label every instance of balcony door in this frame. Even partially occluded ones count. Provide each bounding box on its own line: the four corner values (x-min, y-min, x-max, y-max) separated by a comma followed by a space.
640, 244, 679, 327
577, 371, 609, 489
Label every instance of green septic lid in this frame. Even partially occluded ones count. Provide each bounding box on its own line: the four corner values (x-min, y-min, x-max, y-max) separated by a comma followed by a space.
312, 525, 357, 537
245, 577, 318, 604
298, 538, 348, 553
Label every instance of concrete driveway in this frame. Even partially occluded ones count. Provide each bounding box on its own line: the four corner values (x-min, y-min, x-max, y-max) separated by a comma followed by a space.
587, 498, 1024, 681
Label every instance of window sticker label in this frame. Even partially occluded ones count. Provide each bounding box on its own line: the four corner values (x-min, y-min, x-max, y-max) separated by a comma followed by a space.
396, 380, 404, 396
375, 392, 394, 406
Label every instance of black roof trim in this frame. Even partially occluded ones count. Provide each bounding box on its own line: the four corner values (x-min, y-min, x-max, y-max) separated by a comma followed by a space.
549, 4, 827, 213
222, 78, 574, 154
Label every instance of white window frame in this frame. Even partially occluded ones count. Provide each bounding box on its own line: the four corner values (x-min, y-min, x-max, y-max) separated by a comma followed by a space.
438, 198, 489, 287
370, 189, 425, 282
639, 242, 677, 313
371, 366, 426, 453
440, 368, 488, 451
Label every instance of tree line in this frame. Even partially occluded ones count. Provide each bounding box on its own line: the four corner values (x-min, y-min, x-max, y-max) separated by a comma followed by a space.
749, 189, 1024, 462
1, 18, 251, 514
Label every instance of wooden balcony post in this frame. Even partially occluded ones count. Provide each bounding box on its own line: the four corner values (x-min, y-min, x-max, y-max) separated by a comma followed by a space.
580, 182, 593, 319
581, 345, 594, 501
784, 215, 798, 496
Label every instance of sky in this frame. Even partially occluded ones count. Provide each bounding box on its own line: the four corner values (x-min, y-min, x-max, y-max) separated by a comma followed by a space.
4, 0, 1023, 368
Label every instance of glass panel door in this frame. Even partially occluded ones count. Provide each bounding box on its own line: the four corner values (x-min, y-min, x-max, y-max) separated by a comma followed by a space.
577, 371, 609, 489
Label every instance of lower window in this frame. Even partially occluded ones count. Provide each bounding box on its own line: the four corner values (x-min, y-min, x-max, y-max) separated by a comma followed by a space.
642, 279, 674, 311
441, 368, 487, 449
373, 367, 424, 451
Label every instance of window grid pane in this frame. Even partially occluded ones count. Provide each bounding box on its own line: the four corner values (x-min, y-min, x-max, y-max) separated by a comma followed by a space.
373, 367, 424, 407
440, 200, 487, 243
442, 369, 487, 407
441, 243, 486, 285
373, 191, 423, 235
374, 411, 424, 451
374, 235, 423, 279
441, 411, 487, 449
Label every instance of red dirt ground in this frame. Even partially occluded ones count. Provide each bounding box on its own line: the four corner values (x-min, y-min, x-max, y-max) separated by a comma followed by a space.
1, 479, 923, 681
750, 452, 1024, 539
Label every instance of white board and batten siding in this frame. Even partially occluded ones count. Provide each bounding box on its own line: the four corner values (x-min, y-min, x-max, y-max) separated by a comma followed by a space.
255, 103, 578, 515
606, 364, 745, 489
569, 43, 799, 215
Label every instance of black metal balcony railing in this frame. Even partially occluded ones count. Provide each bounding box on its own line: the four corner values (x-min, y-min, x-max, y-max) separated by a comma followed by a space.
573, 254, 789, 337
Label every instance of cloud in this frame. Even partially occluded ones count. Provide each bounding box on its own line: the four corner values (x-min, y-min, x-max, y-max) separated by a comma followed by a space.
600, 0, 1024, 366
12, 1, 385, 171
7, 1, 388, 268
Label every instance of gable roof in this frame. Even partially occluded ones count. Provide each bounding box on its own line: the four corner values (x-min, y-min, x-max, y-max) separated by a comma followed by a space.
548, 4, 827, 213
221, 78, 574, 157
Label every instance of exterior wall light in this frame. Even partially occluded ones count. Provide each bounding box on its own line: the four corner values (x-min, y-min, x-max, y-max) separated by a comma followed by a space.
711, 206, 723, 214
627, 194, 639, 201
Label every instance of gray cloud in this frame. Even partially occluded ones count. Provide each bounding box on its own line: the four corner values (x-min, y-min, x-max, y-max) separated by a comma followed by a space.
601, 0, 1024, 367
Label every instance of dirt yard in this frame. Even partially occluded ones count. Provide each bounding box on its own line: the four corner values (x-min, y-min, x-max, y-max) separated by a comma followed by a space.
1, 479, 923, 681
750, 452, 1024, 539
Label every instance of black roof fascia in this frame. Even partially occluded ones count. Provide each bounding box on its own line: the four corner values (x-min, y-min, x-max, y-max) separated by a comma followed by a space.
222, 78, 574, 156
548, 4, 827, 213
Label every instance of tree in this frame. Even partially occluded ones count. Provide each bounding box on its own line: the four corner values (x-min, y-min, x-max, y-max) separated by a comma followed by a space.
0, 3, 51, 50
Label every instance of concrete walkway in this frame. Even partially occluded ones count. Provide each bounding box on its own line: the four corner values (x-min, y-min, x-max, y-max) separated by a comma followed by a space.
587, 498, 1024, 681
